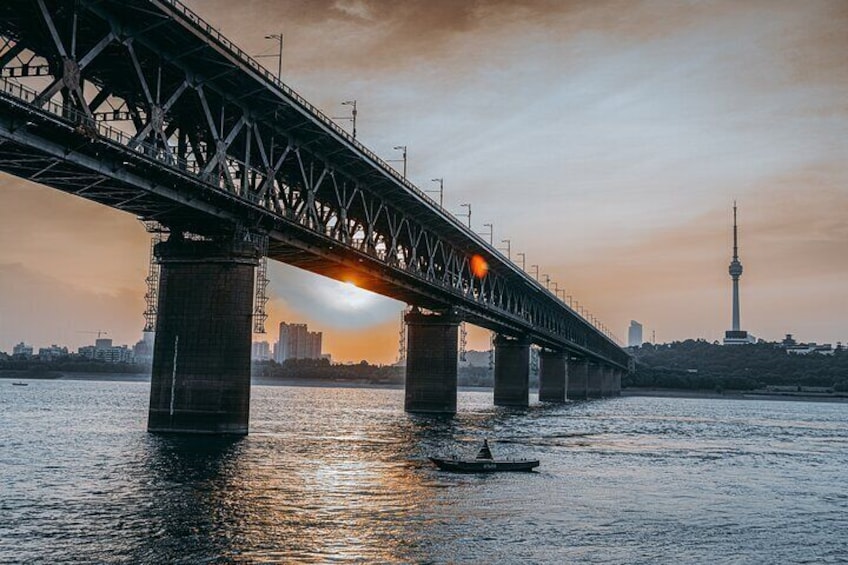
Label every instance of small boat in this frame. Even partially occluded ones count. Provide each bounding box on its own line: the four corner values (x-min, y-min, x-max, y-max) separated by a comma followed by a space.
11, 382, 28, 386
429, 439, 539, 473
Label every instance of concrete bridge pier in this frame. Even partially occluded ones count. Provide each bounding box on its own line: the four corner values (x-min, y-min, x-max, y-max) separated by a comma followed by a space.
605, 366, 617, 397
148, 234, 260, 434
607, 367, 618, 396
587, 362, 605, 398
567, 358, 589, 400
538, 349, 567, 402
601, 365, 612, 397
404, 309, 460, 413
493, 334, 531, 407
613, 369, 623, 396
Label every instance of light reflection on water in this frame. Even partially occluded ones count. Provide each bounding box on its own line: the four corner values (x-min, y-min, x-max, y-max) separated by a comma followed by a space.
1, 380, 847, 563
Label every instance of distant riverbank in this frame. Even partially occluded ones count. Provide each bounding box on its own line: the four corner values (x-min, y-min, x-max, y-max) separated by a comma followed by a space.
0, 370, 150, 382
1, 372, 484, 392
6, 372, 847, 403
622, 387, 848, 403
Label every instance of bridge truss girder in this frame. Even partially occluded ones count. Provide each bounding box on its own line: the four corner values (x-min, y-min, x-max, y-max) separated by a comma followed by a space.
0, 0, 629, 369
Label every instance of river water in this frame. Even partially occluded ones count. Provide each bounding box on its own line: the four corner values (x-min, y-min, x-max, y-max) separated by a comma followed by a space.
1, 380, 847, 564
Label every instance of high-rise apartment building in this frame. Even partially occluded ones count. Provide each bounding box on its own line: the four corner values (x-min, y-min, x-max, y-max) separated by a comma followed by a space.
275, 322, 322, 362
628, 321, 643, 347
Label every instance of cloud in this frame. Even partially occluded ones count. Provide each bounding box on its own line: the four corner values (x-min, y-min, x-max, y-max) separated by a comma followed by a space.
265, 262, 402, 330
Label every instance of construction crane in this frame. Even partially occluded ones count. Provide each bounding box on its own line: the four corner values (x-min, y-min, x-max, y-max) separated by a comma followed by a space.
78, 330, 109, 339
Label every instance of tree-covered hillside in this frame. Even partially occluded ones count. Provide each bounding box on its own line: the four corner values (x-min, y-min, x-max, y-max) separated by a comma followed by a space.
628, 340, 848, 391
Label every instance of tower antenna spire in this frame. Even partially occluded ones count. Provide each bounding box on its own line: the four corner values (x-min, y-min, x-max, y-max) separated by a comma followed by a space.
733, 200, 738, 261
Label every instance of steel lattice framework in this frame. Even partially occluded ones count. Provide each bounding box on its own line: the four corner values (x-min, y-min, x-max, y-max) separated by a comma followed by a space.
0, 0, 630, 369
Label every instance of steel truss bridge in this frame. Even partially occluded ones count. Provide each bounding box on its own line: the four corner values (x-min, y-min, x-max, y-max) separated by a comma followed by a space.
0, 0, 629, 370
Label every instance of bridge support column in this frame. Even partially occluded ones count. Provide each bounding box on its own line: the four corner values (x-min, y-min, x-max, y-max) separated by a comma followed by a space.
613, 369, 622, 396
599, 365, 609, 397
148, 235, 259, 434
538, 349, 567, 403
404, 309, 460, 413
494, 335, 530, 407
587, 363, 604, 398
567, 358, 589, 400
608, 366, 617, 396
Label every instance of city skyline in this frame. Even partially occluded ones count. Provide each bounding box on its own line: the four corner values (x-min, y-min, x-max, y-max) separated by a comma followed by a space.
1, 0, 846, 362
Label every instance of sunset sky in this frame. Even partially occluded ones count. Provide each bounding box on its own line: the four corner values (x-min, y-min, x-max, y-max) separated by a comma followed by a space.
1, 0, 846, 362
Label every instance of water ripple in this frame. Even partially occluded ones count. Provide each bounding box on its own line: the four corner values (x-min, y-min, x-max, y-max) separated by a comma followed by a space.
1, 381, 847, 563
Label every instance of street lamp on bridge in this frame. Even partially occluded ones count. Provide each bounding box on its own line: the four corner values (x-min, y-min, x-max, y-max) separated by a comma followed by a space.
259, 33, 284, 80
333, 100, 357, 139
391, 145, 408, 178
530, 264, 539, 280
427, 178, 444, 207
516, 252, 525, 270
482, 223, 493, 245
459, 203, 471, 228
500, 239, 511, 260
542, 274, 551, 289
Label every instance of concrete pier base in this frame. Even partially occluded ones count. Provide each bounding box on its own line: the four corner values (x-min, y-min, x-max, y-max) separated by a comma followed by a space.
404, 309, 460, 413
566, 358, 589, 400
148, 235, 259, 435
587, 363, 604, 398
493, 335, 530, 407
538, 349, 567, 403
613, 369, 622, 396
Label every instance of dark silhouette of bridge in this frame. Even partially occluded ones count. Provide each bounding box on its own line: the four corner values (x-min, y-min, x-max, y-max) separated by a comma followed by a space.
0, 0, 630, 434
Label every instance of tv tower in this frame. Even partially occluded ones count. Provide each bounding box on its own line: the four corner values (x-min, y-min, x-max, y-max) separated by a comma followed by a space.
724, 202, 754, 345
729, 202, 743, 331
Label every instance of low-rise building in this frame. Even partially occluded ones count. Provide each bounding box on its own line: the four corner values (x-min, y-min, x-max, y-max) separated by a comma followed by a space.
779, 334, 835, 355
12, 342, 33, 358
38, 345, 69, 361
78, 338, 134, 363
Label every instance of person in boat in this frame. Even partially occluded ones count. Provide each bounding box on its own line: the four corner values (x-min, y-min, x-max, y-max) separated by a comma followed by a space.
476, 439, 493, 460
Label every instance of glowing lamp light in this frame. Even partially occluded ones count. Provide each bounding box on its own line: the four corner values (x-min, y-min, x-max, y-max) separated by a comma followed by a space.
470, 254, 489, 278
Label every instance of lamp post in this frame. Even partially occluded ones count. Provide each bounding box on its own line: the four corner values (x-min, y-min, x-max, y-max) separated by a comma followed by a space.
459, 203, 471, 228
516, 252, 525, 270
542, 274, 550, 289
482, 223, 493, 245
260, 33, 284, 80
530, 264, 539, 280
427, 178, 444, 207
338, 100, 357, 139
500, 239, 511, 260
392, 145, 407, 178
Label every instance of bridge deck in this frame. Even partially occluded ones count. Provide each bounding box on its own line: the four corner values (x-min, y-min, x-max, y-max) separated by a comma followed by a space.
0, 0, 630, 369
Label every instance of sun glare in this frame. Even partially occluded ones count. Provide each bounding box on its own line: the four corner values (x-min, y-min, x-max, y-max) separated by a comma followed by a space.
337, 280, 374, 310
